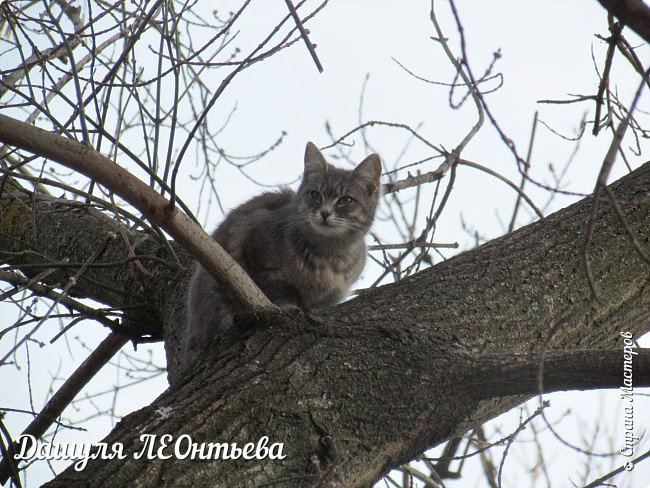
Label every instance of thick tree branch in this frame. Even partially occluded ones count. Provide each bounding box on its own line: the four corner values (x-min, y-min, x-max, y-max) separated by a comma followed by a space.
39, 161, 649, 487
0, 113, 273, 314
0, 189, 177, 335
467, 348, 650, 400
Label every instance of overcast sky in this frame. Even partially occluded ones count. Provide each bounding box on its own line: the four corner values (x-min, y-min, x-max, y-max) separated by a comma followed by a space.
2, 1, 649, 486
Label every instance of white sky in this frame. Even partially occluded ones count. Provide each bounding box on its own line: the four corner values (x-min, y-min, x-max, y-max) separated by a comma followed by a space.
1, 1, 649, 486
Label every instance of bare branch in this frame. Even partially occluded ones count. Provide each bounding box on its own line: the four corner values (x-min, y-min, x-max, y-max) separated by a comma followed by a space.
381, 155, 452, 194
284, 0, 324, 73
584, 448, 650, 488
595, 0, 650, 44
458, 158, 544, 220
466, 349, 650, 400
0, 113, 274, 313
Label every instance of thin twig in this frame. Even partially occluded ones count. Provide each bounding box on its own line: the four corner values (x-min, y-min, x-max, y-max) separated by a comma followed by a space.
284, 0, 323, 73
508, 112, 538, 232
583, 448, 650, 488
593, 16, 621, 136
1, 233, 117, 364
368, 242, 458, 251
458, 158, 544, 221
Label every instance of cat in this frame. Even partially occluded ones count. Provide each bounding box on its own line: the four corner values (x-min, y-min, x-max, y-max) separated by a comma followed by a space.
183, 142, 381, 367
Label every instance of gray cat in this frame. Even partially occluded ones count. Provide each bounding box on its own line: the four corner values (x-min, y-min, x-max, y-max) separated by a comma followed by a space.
184, 142, 381, 366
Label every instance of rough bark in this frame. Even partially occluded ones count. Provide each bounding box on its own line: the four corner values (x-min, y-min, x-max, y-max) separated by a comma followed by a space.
0, 186, 184, 338
24, 161, 648, 487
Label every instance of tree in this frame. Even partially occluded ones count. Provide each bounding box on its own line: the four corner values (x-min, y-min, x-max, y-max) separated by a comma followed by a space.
0, 1, 649, 486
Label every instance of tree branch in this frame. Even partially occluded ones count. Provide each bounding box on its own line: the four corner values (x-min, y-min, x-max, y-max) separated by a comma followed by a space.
467, 348, 650, 400
0, 113, 273, 314
284, 0, 324, 73
595, 0, 650, 44
40, 161, 650, 487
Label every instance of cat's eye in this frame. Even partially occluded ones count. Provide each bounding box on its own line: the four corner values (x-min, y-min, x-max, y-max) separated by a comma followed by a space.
336, 196, 354, 206
308, 190, 322, 202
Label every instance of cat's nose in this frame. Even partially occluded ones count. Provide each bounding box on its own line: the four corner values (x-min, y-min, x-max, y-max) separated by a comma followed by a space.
320, 210, 331, 221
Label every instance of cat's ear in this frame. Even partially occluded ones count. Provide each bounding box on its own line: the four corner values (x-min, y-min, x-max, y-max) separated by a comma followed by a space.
304, 142, 328, 177
353, 154, 381, 195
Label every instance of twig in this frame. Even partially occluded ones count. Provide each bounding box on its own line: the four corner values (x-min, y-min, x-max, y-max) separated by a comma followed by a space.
593, 16, 622, 136
368, 242, 458, 251
108, 192, 153, 278
583, 448, 650, 488
284, 0, 323, 73
497, 404, 549, 488
615, 35, 650, 92
508, 112, 538, 231
168, 0, 329, 207
476, 428, 498, 488
458, 158, 544, 221
1, 233, 117, 364
537, 95, 596, 105
430, 0, 484, 152
0, 2, 84, 101
381, 155, 451, 194
52, 0, 83, 31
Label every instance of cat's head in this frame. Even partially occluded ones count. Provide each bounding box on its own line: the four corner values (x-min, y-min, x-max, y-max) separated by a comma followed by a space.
296, 142, 381, 238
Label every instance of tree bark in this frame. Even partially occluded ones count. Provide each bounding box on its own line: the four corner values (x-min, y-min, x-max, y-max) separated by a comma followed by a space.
0, 186, 182, 337
21, 160, 647, 487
